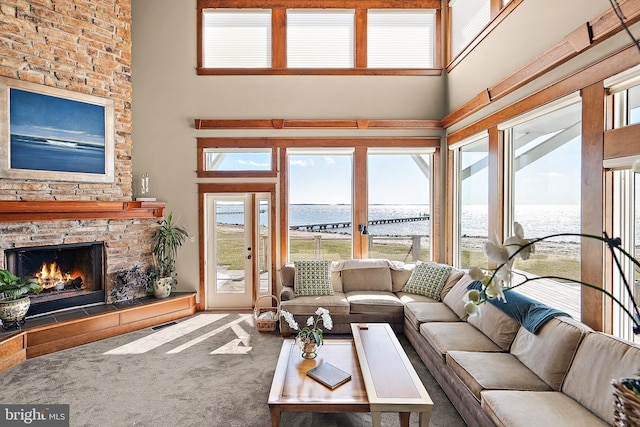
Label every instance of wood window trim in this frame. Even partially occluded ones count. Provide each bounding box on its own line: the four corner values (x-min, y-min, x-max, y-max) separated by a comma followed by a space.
447, 42, 640, 146
194, 118, 443, 130
197, 0, 442, 75
603, 123, 640, 160
196, 143, 277, 178
444, 0, 640, 129
446, 0, 523, 72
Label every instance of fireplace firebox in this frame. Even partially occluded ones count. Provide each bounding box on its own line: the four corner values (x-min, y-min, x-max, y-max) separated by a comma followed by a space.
5, 242, 105, 316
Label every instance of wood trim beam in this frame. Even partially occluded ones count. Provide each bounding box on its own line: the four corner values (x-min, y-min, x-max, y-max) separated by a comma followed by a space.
447, 42, 640, 146
198, 137, 441, 148
0, 201, 165, 222
443, 0, 640, 129
198, 0, 441, 9
431, 146, 442, 262
603, 123, 640, 159
356, 9, 367, 69
194, 119, 443, 130
581, 81, 606, 332
487, 126, 504, 245
196, 67, 442, 76
279, 148, 289, 264
272, 8, 287, 68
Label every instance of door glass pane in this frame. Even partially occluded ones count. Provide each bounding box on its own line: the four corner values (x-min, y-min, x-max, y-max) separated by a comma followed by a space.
289, 153, 353, 260
257, 198, 270, 293
459, 137, 489, 269
367, 153, 431, 261
215, 200, 246, 294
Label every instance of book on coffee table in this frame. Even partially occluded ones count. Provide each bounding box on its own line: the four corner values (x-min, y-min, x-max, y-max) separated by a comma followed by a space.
306, 362, 352, 389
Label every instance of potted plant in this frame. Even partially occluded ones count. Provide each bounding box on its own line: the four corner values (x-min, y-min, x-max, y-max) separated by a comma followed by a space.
0, 269, 42, 330
150, 212, 189, 298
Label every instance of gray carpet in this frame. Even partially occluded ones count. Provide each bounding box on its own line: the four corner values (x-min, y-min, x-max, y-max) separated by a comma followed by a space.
0, 313, 466, 427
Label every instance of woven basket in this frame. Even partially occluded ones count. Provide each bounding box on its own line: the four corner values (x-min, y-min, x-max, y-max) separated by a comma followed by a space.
613, 379, 640, 426
254, 294, 280, 332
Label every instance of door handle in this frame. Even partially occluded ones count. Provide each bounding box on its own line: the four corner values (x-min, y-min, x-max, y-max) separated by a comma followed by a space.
247, 255, 252, 259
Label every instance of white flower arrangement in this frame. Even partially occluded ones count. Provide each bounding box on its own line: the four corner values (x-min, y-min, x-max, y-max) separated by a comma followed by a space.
464, 222, 640, 334
281, 307, 333, 348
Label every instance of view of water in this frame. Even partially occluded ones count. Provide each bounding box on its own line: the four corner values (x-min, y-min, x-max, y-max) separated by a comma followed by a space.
215, 203, 631, 243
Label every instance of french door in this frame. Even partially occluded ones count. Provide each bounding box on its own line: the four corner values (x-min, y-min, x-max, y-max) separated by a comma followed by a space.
205, 193, 272, 310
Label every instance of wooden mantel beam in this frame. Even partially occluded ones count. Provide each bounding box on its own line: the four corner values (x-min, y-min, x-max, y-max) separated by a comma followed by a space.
194, 118, 443, 130
0, 201, 165, 222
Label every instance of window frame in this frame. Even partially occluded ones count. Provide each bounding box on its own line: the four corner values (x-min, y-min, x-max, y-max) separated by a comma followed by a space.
446, 0, 523, 71
197, 0, 442, 76
197, 142, 277, 178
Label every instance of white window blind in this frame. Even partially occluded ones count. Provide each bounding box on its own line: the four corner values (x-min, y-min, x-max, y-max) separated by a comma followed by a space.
449, 0, 491, 58
286, 10, 355, 68
367, 10, 435, 69
202, 9, 271, 68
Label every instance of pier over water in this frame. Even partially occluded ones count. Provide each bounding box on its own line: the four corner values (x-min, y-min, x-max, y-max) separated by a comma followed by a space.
289, 215, 429, 231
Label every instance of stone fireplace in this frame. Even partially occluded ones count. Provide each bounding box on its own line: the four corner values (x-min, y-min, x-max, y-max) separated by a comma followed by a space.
5, 242, 105, 316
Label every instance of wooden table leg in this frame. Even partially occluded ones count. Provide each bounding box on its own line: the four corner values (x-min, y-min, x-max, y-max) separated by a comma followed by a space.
372, 411, 382, 427
419, 410, 432, 427
399, 412, 410, 427
269, 405, 281, 427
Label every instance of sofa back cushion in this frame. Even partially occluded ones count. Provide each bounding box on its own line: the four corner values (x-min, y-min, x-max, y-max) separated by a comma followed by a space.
280, 263, 342, 293
562, 332, 640, 425
341, 267, 392, 292
510, 316, 590, 391
391, 264, 413, 292
467, 303, 521, 351
442, 273, 477, 319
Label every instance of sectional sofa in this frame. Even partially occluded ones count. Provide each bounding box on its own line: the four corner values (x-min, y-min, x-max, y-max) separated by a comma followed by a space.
279, 258, 640, 426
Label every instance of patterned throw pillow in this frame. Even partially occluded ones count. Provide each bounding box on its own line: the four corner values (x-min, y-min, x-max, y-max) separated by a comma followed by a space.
294, 260, 334, 296
401, 262, 452, 301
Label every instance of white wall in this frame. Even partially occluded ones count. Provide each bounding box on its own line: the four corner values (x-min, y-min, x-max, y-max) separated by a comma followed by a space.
130, 0, 445, 295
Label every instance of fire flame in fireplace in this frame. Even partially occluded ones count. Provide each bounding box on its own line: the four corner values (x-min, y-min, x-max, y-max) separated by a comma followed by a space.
36, 262, 71, 289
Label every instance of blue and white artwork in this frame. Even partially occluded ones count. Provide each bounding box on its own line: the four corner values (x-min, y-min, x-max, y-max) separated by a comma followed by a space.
9, 88, 106, 174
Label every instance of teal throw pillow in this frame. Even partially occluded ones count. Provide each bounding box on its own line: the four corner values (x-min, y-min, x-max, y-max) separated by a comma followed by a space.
294, 260, 334, 296
401, 262, 452, 301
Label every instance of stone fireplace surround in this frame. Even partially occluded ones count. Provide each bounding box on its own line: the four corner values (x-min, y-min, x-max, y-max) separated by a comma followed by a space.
0, 200, 165, 315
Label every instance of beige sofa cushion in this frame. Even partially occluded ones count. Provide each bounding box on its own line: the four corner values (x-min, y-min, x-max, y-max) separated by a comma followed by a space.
420, 322, 503, 361
481, 390, 608, 427
345, 291, 404, 315
467, 302, 520, 351
447, 351, 551, 401
442, 273, 476, 319
510, 316, 589, 391
342, 267, 392, 292
440, 268, 465, 300
391, 263, 414, 292
404, 302, 460, 330
395, 292, 438, 304
280, 292, 350, 316
562, 332, 640, 425
280, 263, 342, 293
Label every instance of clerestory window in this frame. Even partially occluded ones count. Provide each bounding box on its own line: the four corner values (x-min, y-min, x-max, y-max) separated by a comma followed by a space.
197, 0, 441, 76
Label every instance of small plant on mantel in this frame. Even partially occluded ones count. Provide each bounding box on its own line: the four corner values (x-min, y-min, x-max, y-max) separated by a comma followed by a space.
150, 212, 189, 299
0, 269, 42, 330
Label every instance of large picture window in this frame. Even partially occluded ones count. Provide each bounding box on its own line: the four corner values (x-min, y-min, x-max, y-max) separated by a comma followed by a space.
367, 149, 433, 261
457, 136, 489, 269
288, 149, 354, 261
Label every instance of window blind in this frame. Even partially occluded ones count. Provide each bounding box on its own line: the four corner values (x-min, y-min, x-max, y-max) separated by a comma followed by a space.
286, 10, 355, 68
202, 9, 272, 68
368, 10, 435, 69
450, 0, 490, 58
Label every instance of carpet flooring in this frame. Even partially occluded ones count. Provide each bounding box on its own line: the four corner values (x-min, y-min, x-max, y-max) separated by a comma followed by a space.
0, 313, 466, 427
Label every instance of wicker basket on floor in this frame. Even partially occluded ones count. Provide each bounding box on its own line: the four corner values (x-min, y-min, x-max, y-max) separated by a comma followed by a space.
254, 294, 280, 332
613, 379, 640, 426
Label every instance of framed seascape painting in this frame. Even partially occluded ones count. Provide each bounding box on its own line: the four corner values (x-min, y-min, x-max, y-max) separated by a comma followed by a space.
0, 77, 115, 183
